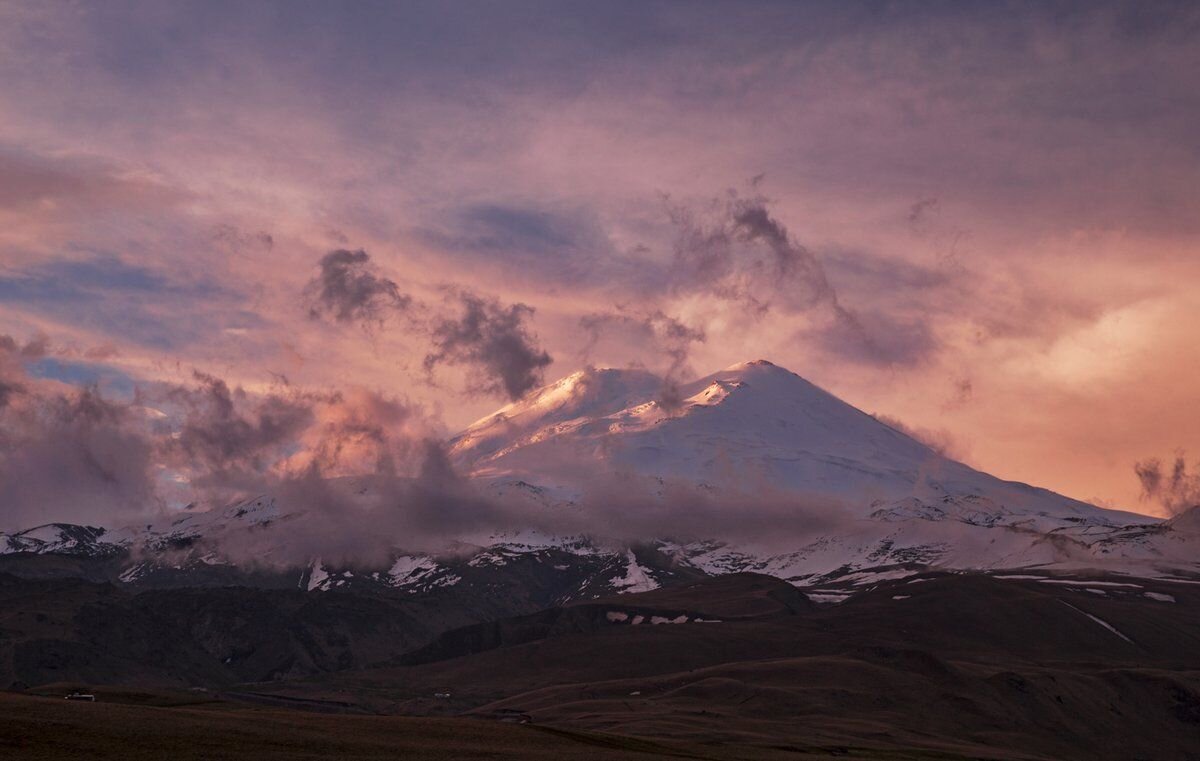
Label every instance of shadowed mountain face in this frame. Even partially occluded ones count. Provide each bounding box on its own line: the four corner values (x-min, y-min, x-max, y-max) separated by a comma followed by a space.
276, 573, 1200, 761
2, 533, 1199, 758
0, 574, 474, 689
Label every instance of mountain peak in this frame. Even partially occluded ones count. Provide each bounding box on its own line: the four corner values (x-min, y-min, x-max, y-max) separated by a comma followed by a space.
451, 358, 898, 482
717, 358, 821, 384
450, 359, 1138, 528
718, 359, 794, 379
727, 358, 778, 370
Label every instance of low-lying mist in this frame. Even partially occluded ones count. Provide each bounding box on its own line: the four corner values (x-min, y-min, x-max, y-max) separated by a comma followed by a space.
1, 332, 868, 570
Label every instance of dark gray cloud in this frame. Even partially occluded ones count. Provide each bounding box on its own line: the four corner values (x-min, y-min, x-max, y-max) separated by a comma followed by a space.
1135, 452, 1200, 516
156, 377, 433, 495
727, 199, 884, 355
580, 309, 704, 375
0, 336, 29, 409
816, 247, 960, 368
907, 197, 939, 231
424, 291, 552, 401
0, 379, 21, 409
301, 249, 554, 402
0, 333, 896, 566
823, 246, 957, 294
149, 385, 475, 568
0, 328, 446, 533
549, 477, 860, 554
304, 249, 412, 326
0, 333, 54, 409
217, 443, 866, 568
0, 335, 160, 530
808, 308, 939, 368
730, 201, 833, 301
667, 194, 941, 368
949, 377, 975, 407
666, 195, 817, 309
579, 308, 705, 410
212, 224, 274, 252
156, 372, 319, 493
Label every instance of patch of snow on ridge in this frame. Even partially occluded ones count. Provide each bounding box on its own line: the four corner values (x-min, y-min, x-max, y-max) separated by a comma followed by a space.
672, 540, 756, 576
609, 550, 659, 593
18, 525, 73, 544
387, 555, 438, 585
431, 573, 462, 588
468, 549, 511, 567
1060, 601, 1134, 644
306, 560, 329, 592
807, 593, 850, 604
119, 563, 147, 583
0, 524, 117, 556
650, 615, 689, 625
827, 568, 921, 586
478, 529, 603, 556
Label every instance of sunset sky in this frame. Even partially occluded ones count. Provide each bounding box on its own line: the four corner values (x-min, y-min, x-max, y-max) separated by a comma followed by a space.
1, 1, 1198, 517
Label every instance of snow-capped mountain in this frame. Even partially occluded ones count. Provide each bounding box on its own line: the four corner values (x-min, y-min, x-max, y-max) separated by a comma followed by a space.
454, 360, 1140, 524
2, 360, 1196, 600
448, 359, 1194, 587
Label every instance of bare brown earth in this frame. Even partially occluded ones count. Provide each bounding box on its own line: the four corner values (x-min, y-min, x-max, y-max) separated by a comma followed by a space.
0, 689, 945, 760
4, 571, 1200, 759
264, 573, 1200, 761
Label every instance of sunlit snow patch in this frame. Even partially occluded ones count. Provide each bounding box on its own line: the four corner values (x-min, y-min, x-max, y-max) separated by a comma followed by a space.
1060, 601, 1134, 644
306, 560, 329, 591
608, 550, 660, 593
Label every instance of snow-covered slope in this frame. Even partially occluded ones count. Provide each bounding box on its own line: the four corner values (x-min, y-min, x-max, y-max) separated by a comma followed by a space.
453, 360, 1148, 526
2, 359, 1195, 599
446, 360, 1193, 587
